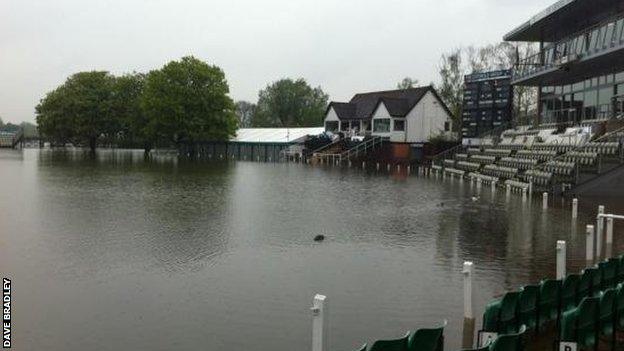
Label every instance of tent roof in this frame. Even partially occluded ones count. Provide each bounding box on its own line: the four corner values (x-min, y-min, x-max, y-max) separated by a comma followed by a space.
231, 127, 324, 143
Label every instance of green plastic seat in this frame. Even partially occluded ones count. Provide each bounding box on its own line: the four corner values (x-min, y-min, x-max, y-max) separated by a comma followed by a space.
517, 285, 538, 330
489, 325, 526, 351
578, 269, 593, 302
408, 320, 447, 351
498, 292, 520, 334
616, 284, 624, 331
482, 300, 502, 332
370, 332, 410, 351
561, 274, 579, 313
599, 259, 618, 289
456, 345, 489, 351
585, 267, 602, 297
560, 297, 599, 350
599, 289, 616, 337
618, 255, 624, 283
538, 279, 561, 327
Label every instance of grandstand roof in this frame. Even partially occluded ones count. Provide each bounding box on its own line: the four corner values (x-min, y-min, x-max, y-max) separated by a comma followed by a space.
231, 127, 324, 144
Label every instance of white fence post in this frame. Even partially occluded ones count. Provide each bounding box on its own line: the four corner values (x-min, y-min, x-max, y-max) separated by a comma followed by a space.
463, 261, 474, 320
572, 198, 578, 219
542, 192, 548, 210
522, 188, 527, 203
606, 216, 614, 258
586, 225, 595, 266
311, 294, 328, 351
596, 206, 605, 259
556, 241, 566, 280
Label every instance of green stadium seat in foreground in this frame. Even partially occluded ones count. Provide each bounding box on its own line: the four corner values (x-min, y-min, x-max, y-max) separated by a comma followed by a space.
560, 297, 599, 350
489, 325, 526, 351
598, 289, 615, 343
599, 260, 618, 289
369, 332, 410, 351
408, 320, 447, 351
578, 270, 593, 303
618, 255, 624, 282
616, 284, 624, 332
498, 292, 520, 334
561, 274, 580, 313
517, 285, 538, 331
455, 343, 490, 351
538, 279, 561, 328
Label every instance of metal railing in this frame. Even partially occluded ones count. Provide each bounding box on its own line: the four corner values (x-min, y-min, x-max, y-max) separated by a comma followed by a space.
311, 136, 384, 165
337, 136, 383, 163
12, 129, 24, 148
514, 15, 624, 82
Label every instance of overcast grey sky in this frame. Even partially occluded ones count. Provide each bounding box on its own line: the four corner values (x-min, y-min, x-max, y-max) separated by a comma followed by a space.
1, 0, 554, 124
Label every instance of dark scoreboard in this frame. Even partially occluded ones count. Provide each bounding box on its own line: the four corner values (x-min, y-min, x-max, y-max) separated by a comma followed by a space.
462, 70, 513, 139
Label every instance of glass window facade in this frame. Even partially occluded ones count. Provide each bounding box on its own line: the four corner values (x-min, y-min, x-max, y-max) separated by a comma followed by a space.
540, 71, 623, 124
373, 119, 390, 133
393, 119, 405, 131
325, 121, 338, 132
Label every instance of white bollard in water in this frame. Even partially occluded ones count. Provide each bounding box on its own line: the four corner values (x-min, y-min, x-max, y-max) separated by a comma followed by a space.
506, 184, 511, 197
572, 198, 578, 219
522, 188, 527, 202
376, 163, 380, 171
606, 217, 614, 258
311, 294, 328, 351
542, 192, 548, 210
596, 205, 605, 259
606, 217, 614, 246
463, 261, 474, 320
362, 161, 366, 170
387, 164, 391, 172
476, 179, 482, 191
348, 160, 352, 168
586, 225, 595, 266
556, 241, 566, 280
407, 165, 411, 175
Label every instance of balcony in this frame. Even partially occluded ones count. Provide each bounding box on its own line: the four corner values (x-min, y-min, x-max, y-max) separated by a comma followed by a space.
513, 16, 624, 86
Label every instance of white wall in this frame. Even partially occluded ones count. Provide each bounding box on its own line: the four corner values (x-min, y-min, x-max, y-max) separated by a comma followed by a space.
324, 107, 340, 131
404, 91, 453, 143
371, 103, 406, 142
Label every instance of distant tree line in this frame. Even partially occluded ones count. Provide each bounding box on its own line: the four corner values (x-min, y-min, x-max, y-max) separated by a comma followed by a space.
36, 56, 238, 153
234, 78, 329, 128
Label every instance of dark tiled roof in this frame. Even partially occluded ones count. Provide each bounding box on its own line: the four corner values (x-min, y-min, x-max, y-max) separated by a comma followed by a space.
327, 86, 442, 120
378, 97, 410, 117
327, 102, 357, 119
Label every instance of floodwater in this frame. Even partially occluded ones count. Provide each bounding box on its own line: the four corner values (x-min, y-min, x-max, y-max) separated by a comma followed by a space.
0, 149, 621, 351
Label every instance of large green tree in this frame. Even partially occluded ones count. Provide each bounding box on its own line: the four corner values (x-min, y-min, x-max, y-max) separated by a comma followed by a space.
36, 71, 115, 151
110, 73, 149, 149
252, 78, 328, 127
141, 56, 237, 147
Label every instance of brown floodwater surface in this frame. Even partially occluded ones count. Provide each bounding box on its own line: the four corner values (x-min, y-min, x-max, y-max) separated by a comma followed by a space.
0, 149, 621, 351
